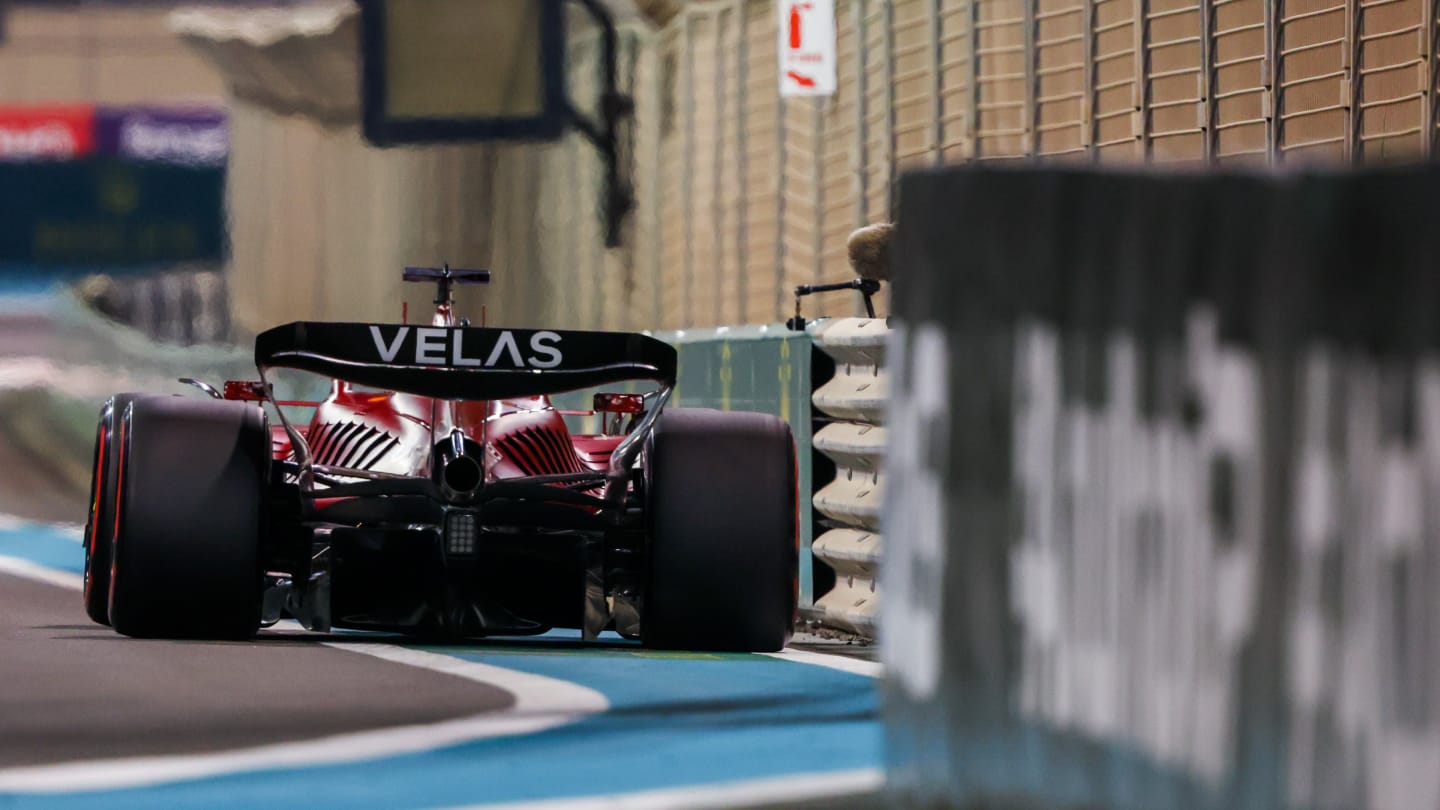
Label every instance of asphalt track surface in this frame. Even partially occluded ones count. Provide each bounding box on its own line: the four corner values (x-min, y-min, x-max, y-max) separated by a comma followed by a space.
0, 521, 881, 809
0, 575, 514, 768
0, 282, 882, 809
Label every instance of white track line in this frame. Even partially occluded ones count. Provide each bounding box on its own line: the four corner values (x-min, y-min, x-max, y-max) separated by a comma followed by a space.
761, 648, 882, 679
454, 768, 885, 810
0, 555, 83, 591
0, 645, 608, 793
0, 517, 84, 539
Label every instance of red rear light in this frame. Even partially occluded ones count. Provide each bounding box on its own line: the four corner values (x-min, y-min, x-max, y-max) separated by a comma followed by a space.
593, 393, 645, 415
224, 381, 268, 401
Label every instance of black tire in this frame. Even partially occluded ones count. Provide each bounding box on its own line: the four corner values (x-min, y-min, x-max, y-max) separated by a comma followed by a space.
642, 408, 797, 652
82, 394, 153, 626
109, 396, 270, 639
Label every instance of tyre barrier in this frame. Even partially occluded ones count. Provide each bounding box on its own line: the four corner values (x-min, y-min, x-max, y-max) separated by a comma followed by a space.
75, 269, 232, 346
883, 165, 1440, 809
808, 317, 887, 637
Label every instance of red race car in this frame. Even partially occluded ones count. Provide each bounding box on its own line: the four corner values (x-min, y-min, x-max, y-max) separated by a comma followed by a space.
82, 267, 797, 651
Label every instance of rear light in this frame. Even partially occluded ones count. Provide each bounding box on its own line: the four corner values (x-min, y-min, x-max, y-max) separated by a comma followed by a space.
593, 393, 644, 414
446, 512, 477, 557
222, 380, 319, 408
224, 380, 269, 401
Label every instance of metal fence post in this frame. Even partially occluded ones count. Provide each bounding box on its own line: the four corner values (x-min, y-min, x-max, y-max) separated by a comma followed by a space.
681, 11, 696, 326
967, 0, 980, 158
1024, 0, 1037, 158
1423, 0, 1438, 158
1265, 0, 1279, 162
733, 0, 751, 323
1083, 0, 1096, 159
879, 0, 896, 220
1200, 0, 1215, 162
929, 0, 944, 165
711, 7, 727, 326
1134, 0, 1150, 158
854, 0, 870, 226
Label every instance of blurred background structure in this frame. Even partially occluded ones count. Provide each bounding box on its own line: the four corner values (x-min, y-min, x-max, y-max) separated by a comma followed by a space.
6, 0, 1440, 337
3, 4, 1440, 807
0, 1, 223, 101
173, 0, 1440, 337
0, 0, 235, 343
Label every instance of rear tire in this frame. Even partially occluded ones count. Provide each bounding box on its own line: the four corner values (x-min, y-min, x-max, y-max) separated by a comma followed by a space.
109, 397, 270, 639
82, 394, 153, 626
642, 408, 797, 652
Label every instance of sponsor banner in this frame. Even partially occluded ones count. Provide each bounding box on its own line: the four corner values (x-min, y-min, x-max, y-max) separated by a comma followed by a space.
0, 105, 96, 161
0, 159, 225, 265
94, 106, 227, 166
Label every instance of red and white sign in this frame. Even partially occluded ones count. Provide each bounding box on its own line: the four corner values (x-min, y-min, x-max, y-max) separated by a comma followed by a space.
0, 106, 95, 161
777, 0, 836, 98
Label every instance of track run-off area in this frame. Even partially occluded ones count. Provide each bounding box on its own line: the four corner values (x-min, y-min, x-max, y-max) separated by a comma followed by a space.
0, 519, 881, 809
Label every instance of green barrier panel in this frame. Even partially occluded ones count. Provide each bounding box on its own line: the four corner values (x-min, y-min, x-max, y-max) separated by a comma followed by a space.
666, 325, 816, 606
561, 326, 818, 605
0, 158, 225, 266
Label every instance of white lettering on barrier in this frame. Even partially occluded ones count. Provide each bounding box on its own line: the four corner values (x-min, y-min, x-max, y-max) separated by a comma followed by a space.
1005, 307, 1440, 806
1008, 309, 1263, 781
881, 324, 949, 701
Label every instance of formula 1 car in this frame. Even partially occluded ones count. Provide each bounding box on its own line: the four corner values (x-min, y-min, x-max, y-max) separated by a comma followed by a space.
81, 267, 797, 651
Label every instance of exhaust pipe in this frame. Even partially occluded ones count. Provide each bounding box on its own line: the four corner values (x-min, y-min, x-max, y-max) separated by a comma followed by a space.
437, 431, 483, 502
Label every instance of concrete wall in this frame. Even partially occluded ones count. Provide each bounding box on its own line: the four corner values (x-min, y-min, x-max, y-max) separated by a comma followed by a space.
884, 163, 1440, 810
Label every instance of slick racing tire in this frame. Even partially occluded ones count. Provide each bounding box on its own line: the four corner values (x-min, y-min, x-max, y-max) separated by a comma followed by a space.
109, 396, 270, 639
642, 408, 797, 652
83, 393, 155, 626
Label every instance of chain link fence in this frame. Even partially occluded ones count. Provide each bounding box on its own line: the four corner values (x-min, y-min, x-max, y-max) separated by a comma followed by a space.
181, 1, 1440, 337
486, 0, 1440, 332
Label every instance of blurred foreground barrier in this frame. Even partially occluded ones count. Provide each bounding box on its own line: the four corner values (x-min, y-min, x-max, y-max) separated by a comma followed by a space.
808, 318, 887, 636
884, 165, 1440, 809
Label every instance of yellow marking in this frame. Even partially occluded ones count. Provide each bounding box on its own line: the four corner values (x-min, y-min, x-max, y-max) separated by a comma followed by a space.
779, 338, 793, 423
719, 342, 734, 411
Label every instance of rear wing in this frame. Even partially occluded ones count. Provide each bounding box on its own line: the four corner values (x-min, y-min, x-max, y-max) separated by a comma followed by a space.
402, 266, 490, 285
254, 322, 676, 399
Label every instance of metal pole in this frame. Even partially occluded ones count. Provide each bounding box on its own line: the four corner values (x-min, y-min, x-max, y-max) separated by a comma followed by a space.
928, 0, 944, 165
712, 8, 727, 325
1265, 0, 1279, 164
1083, 0, 1096, 160
1024, 0, 1037, 159
1200, 0, 1214, 163
570, 0, 635, 248
968, 0, 980, 159
734, 0, 751, 323
854, 0, 869, 226
1134, 0, 1149, 159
